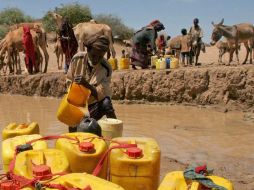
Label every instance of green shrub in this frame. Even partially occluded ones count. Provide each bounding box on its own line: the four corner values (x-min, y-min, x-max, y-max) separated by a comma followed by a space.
42, 2, 92, 32
94, 14, 134, 40
0, 8, 33, 25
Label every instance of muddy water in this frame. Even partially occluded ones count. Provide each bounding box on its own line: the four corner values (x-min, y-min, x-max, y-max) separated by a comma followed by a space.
0, 94, 254, 188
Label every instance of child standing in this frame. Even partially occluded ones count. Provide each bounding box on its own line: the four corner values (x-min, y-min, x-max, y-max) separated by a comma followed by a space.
180, 28, 191, 66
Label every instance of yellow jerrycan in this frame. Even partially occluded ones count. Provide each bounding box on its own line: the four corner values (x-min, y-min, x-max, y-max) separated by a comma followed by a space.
109, 137, 161, 190
13, 149, 70, 179
98, 118, 123, 139
2, 122, 39, 140
170, 57, 179, 69
158, 171, 234, 190
2, 134, 47, 172
57, 83, 91, 126
151, 55, 158, 67
156, 58, 166, 70
31, 173, 125, 190
55, 132, 107, 179
119, 58, 130, 69
108, 58, 118, 70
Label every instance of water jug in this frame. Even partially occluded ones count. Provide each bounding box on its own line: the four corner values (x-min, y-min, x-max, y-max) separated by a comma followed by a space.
119, 58, 130, 69
2, 122, 39, 140
2, 134, 47, 172
13, 149, 70, 179
108, 58, 118, 70
151, 55, 158, 67
67, 82, 91, 107
109, 137, 161, 190
55, 132, 107, 179
158, 171, 233, 190
170, 57, 179, 69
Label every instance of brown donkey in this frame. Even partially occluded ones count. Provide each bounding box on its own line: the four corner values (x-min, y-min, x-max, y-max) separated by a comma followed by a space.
210, 19, 254, 64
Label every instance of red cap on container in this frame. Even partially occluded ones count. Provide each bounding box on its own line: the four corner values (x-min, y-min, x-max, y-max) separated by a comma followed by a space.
79, 142, 95, 152
126, 147, 143, 158
1, 181, 19, 190
32, 165, 52, 180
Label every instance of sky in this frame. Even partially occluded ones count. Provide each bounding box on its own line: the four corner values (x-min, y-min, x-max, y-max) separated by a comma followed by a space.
0, 0, 254, 42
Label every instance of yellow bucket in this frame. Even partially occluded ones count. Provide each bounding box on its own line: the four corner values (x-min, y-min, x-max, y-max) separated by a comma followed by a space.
98, 118, 123, 139
109, 137, 161, 190
2, 122, 39, 140
28, 173, 125, 190
108, 58, 118, 70
67, 83, 91, 107
158, 171, 234, 190
13, 149, 70, 179
55, 132, 107, 178
119, 58, 130, 69
57, 94, 85, 126
2, 134, 47, 172
170, 57, 179, 69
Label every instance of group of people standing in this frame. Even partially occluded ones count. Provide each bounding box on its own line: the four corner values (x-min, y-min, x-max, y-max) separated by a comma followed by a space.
129, 18, 204, 68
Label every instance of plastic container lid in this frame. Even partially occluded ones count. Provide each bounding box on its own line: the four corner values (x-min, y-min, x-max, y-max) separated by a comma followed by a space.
126, 147, 143, 158
1, 181, 19, 190
79, 142, 95, 152
32, 165, 52, 180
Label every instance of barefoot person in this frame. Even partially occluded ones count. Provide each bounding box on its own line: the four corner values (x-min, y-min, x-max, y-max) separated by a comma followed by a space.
66, 34, 117, 132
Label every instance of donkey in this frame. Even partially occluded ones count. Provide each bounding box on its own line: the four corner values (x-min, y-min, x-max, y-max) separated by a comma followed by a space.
210, 19, 254, 64
216, 40, 240, 63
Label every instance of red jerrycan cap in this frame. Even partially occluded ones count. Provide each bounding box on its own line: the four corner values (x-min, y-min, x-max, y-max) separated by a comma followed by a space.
79, 142, 95, 152
126, 147, 143, 158
32, 164, 52, 180
1, 181, 19, 190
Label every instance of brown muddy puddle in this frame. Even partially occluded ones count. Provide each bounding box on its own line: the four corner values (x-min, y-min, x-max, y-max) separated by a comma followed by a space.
0, 94, 254, 189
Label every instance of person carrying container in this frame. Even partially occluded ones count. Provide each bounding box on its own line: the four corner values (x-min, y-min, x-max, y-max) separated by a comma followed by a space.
66, 34, 117, 132
130, 20, 165, 69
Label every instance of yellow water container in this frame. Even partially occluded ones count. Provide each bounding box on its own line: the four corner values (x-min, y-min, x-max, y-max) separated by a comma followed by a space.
170, 57, 179, 69
55, 132, 107, 178
43, 173, 125, 190
158, 171, 233, 190
119, 58, 130, 69
57, 95, 86, 126
109, 137, 161, 190
67, 82, 91, 107
13, 149, 70, 179
2, 134, 47, 172
156, 58, 167, 70
108, 58, 118, 70
2, 122, 39, 140
98, 118, 123, 139
208, 175, 234, 190
151, 55, 158, 67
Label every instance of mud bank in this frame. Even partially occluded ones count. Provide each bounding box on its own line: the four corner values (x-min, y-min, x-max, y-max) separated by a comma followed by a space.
0, 65, 254, 109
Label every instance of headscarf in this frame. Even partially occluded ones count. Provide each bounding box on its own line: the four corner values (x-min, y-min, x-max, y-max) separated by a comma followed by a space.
84, 34, 110, 52
22, 25, 35, 67
148, 20, 165, 31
